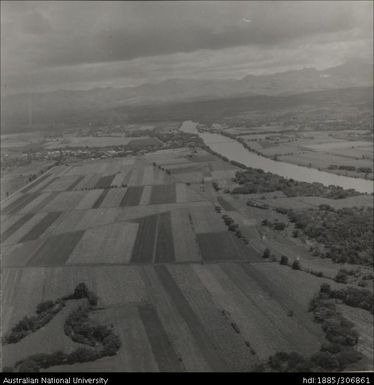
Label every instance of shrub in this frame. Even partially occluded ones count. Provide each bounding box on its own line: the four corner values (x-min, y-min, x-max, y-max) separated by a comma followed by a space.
268, 351, 311, 372
262, 248, 270, 259
87, 291, 98, 307
21, 353, 65, 369
273, 222, 286, 231
268, 352, 290, 371
36, 301, 55, 314
320, 343, 343, 354
335, 349, 363, 369
68, 347, 100, 364
323, 324, 359, 346
310, 351, 339, 370
73, 283, 89, 299
313, 306, 336, 323
310, 270, 324, 278
320, 283, 331, 295
102, 334, 121, 356
17, 359, 40, 372
292, 260, 301, 270
280, 255, 289, 265
335, 270, 348, 284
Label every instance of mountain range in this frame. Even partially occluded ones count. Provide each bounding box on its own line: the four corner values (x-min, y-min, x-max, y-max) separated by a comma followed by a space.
1, 60, 372, 129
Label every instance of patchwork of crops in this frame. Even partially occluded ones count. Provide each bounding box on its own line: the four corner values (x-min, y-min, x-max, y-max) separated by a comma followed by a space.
0, 155, 264, 267
3, 151, 356, 372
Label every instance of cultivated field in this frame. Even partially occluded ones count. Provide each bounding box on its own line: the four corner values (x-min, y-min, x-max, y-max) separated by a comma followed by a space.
1, 146, 372, 372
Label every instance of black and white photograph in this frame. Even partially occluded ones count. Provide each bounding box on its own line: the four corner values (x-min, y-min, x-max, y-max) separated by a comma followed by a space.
0, 0, 373, 378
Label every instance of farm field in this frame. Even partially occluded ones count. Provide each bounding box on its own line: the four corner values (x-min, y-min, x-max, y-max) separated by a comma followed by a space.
44, 135, 160, 149
1, 160, 56, 199
1, 146, 372, 372
2, 263, 327, 372
236, 129, 373, 179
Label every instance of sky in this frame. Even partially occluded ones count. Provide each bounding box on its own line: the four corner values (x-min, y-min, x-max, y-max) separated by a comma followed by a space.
1, 1, 373, 94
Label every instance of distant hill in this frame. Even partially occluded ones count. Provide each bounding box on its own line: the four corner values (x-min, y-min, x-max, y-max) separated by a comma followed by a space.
121, 86, 374, 124
1, 60, 372, 132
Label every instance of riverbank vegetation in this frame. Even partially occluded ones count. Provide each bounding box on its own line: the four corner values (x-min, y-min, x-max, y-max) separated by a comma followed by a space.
231, 169, 360, 199
264, 283, 368, 372
287, 206, 373, 265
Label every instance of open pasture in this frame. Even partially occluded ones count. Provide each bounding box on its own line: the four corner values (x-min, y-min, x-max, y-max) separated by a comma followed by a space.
75, 189, 104, 209
217, 196, 235, 211
1, 192, 40, 216
68, 222, 138, 265
18, 211, 62, 243
189, 205, 226, 233
196, 232, 260, 262
99, 188, 127, 208
337, 305, 373, 367
149, 184, 176, 205
154, 212, 175, 263
120, 186, 144, 207
131, 214, 159, 263
170, 208, 201, 263
27, 230, 85, 266
44, 175, 83, 192
1, 212, 48, 246
41, 190, 86, 211
16, 192, 51, 214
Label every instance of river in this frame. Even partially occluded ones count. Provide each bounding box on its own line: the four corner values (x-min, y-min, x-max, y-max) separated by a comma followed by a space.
180, 121, 373, 194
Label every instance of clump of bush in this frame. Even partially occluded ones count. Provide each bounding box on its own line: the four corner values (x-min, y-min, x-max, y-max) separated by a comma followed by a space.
280, 255, 289, 265
335, 270, 348, 284
268, 352, 312, 372
262, 248, 271, 259
8, 283, 121, 372
232, 169, 358, 199
266, 282, 366, 372
64, 305, 119, 351
3, 300, 65, 344
63, 282, 98, 306
292, 260, 301, 270
323, 284, 374, 314
221, 214, 247, 243
287, 206, 373, 266
261, 219, 287, 231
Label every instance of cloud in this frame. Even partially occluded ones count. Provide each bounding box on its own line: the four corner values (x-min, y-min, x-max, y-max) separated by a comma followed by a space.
21, 10, 52, 35
1, 1, 372, 93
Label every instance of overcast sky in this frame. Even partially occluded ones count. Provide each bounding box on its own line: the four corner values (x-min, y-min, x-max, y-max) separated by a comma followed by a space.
1, 1, 373, 94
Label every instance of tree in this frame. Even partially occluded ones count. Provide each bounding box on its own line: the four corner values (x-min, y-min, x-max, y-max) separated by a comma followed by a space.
68, 347, 99, 363
262, 248, 270, 259
335, 349, 363, 369
17, 359, 40, 372
320, 283, 331, 295
36, 301, 55, 314
335, 270, 348, 284
73, 283, 89, 299
102, 334, 121, 356
292, 260, 301, 270
280, 255, 289, 265
310, 351, 339, 370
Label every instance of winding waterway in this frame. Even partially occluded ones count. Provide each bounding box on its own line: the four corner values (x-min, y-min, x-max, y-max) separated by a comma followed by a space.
180, 121, 373, 194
